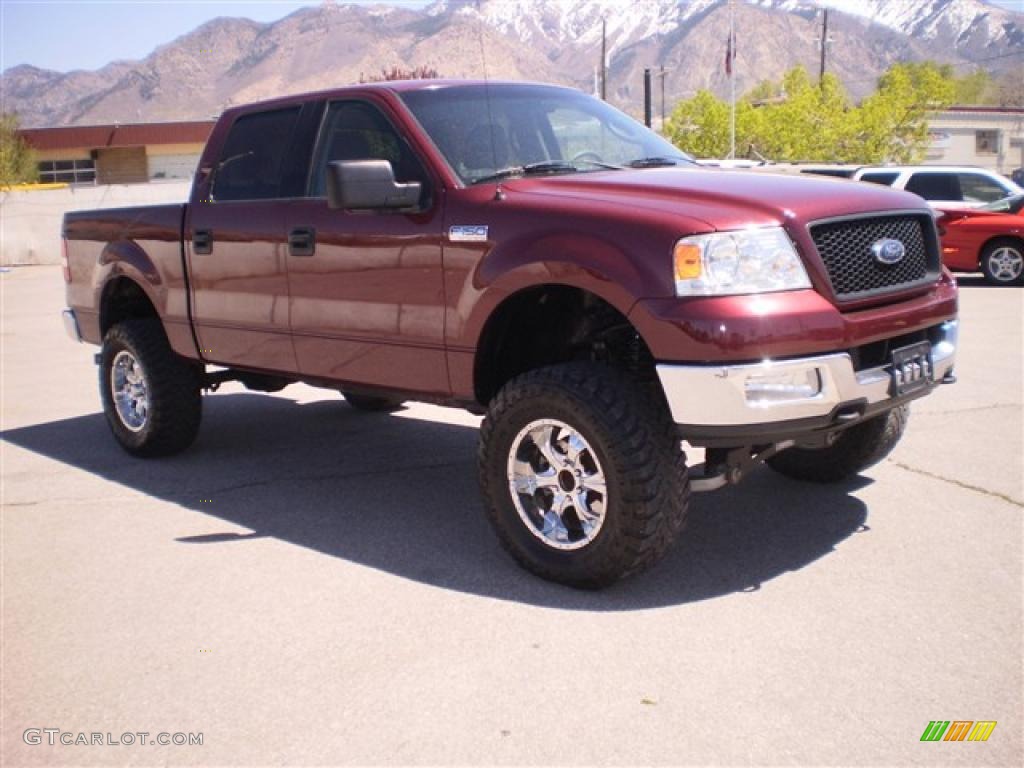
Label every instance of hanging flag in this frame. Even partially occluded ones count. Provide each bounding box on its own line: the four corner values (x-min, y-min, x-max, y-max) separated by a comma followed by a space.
725, 30, 736, 76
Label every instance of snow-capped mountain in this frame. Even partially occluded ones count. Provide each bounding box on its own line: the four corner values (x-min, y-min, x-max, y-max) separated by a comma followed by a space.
427, 0, 1022, 56
2, 0, 1020, 127
805, 0, 1020, 44
427, 1, 715, 53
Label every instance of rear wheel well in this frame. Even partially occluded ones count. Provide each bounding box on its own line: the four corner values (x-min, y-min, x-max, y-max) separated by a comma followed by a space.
474, 286, 656, 406
100, 278, 159, 336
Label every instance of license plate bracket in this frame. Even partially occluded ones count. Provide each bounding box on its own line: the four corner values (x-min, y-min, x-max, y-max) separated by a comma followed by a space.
890, 341, 933, 396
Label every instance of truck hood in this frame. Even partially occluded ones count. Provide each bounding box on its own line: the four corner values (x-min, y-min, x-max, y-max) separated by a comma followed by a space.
505, 167, 930, 231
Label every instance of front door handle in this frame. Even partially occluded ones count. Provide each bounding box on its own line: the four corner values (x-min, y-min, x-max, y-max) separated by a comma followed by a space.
192, 229, 213, 255
288, 227, 316, 257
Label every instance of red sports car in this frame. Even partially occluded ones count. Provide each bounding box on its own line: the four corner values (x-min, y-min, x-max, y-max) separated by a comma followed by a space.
937, 194, 1024, 285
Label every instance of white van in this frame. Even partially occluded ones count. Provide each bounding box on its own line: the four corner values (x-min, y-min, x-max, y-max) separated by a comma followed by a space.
852, 166, 1022, 209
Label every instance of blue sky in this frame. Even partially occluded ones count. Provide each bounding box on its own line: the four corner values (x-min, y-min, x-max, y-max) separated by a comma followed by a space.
0, 1, 429, 72
1, 0, 1021, 73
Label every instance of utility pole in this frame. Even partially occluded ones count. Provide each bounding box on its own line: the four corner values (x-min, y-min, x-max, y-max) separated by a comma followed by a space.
658, 66, 668, 131
728, 0, 736, 159
600, 18, 607, 100
819, 8, 830, 83
643, 68, 653, 127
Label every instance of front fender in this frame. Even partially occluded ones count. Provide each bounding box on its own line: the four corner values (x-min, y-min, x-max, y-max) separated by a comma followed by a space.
452, 232, 656, 351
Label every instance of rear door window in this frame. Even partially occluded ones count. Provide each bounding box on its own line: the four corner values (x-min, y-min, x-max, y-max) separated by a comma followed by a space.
858, 172, 899, 186
904, 172, 961, 201
958, 173, 1010, 204
213, 107, 301, 201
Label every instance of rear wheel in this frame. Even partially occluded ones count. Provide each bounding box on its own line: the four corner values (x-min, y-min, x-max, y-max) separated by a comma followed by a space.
340, 390, 404, 412
980, 238, 1024, 285
99, 319, 202, 457
478, 363, 689, 589
766, 406, 908, 483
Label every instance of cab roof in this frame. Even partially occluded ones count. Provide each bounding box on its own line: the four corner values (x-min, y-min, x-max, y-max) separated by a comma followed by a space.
222, 79, 576, 117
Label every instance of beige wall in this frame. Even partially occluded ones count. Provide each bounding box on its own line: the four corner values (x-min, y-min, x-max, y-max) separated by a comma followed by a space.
95, 146, 148, 184
927, 111, 1024, 175
35, 148, 93, 162
32, 142, 205, 180
146, 142, 205, 157
0, 180, 192, 265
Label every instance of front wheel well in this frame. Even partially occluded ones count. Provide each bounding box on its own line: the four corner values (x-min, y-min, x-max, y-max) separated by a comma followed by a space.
473, 286, 656, 406
99, 277, 159, 336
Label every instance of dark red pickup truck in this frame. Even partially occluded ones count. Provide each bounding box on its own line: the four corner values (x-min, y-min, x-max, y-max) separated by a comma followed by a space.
63, 81, 958, 587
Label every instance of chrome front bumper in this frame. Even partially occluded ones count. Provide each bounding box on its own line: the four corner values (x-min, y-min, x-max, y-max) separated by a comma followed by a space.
657, 320, 957, 429
62, 309, 82, 343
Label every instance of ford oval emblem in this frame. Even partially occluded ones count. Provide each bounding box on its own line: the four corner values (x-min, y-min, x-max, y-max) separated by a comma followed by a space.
871, 238, 906, 265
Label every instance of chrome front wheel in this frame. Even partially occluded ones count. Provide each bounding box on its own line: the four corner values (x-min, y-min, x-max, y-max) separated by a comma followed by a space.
478, 363, 691, 589
507, 418, 608, 550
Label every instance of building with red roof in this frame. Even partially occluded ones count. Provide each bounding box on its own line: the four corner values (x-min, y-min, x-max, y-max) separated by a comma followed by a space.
19, 120, 215, 185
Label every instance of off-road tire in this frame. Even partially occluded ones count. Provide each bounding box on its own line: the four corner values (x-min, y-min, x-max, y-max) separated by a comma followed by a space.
340, 391, 404, 412
478, 363, 690, 589
766, 405, 909, 484
980, 238, 1024, 286
99, 319, 202, 457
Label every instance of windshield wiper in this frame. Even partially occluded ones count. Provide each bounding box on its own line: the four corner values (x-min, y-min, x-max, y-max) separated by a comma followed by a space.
471, 161, 581, 185
628, 156, 689, 168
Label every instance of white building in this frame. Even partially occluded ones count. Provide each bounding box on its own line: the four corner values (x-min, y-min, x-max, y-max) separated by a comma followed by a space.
926, 107, 1024, 177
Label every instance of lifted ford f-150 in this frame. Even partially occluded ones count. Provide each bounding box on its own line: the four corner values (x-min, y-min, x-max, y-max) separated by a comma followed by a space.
62, 81, 958, 588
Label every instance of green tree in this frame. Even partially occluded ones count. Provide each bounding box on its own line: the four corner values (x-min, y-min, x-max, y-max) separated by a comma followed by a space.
359, 66, 440, 83
953, 68, 992, 104
855, 62, 955, 163
664, 61, 955, 164
746, 79, 784, 103
0, 113, 37, 186
664, 89, 731, 158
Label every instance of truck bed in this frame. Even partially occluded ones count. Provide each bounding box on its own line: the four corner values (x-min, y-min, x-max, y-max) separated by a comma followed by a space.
64, 204, 195, 358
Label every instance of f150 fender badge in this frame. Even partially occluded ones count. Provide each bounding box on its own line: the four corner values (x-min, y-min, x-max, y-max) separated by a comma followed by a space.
871, 238, 906, 265
449, 225, 489, 242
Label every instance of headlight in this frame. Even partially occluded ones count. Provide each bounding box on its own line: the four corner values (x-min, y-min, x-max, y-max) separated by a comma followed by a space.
673, 227, 811, 297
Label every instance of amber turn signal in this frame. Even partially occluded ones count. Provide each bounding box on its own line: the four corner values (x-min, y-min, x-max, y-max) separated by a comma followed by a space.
674, 242, 702, 281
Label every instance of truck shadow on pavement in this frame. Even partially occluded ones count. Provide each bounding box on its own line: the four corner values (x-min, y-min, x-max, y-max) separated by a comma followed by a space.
2, 391, 870, 610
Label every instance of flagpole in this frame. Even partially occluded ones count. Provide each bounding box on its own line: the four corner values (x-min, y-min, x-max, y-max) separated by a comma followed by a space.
729, 0, 736, 159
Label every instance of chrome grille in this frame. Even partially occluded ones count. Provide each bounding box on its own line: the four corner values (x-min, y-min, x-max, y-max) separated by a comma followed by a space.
809, 213, 938, 301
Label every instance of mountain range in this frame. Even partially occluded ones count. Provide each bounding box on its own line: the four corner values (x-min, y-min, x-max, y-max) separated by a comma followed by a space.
2, 0, 1021, 128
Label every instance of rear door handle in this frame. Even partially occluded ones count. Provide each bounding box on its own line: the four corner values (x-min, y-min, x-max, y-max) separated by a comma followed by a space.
288, 227, 315, 257
192, 229, 213, 255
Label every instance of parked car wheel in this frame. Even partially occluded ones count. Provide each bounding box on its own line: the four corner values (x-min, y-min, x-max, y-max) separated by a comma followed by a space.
340, 390, 404, 412
99, 319, 202, 457
980, 238, 1024, 285
766, 406, 908, 484
478, 363, 689, 589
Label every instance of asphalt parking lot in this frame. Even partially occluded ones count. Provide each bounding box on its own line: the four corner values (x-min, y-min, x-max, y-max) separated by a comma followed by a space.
2, 265, 1021, 766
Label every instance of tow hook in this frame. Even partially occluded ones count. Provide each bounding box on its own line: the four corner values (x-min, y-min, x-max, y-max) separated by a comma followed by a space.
689, 441, 796, 493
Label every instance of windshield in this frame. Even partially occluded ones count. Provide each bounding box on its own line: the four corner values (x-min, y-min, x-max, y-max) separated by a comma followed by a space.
980, 193, 1024, 214
399, 84, 693, 185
